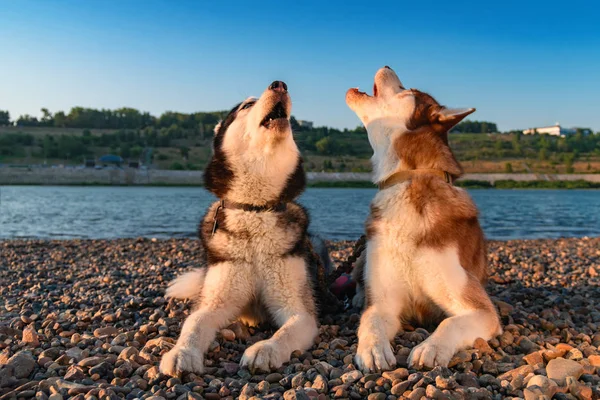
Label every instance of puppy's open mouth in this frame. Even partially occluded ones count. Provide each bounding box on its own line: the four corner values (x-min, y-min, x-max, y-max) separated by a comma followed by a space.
261, 102, 288, 128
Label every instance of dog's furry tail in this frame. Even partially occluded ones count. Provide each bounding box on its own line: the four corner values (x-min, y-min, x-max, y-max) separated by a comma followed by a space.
165, 269, 206, 300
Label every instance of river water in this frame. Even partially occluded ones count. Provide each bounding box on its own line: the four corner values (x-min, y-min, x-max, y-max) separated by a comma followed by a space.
1, 186, 599, 241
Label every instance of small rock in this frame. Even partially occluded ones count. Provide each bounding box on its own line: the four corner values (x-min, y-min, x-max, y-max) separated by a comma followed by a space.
566, 348, 584, 361
518, 337, 540, 353
500, 331, 515, 347
65, 348, 85, 362
7, 351, 36, 379
333, 387, 347, 398
382, 368, 409, 381
256, 380, 270, 393
111, 333, 128, 346
227, 321, 251, 341
391, 380, 410, 396
22, 326, 40, 347
220, 329, 235, 341
314, 361, 333, 377
406, 387, 426, 400
523, 351, 544, 366
94, 326, 118, 338
436, 375, 457, 390
482, 359, 498, 375
0, 365, 17, 388
70, 333, 81, 344
448, 350, 471, 367
425, 384, 443, 399
78, 357, 105, 367
546, 358, 584, 385
64, 366, 85, 381
329, 338, 348, 350
239, 383, 254, 400
89, 361, 111, 377
0, 349, 10, 364
265, 373, 283, 383
567, 376, 593, 400
222, 362, 239, 375
527, 375, 558, 398
498, 364, 534, 381
340, 370, 363, 384
312, 374, 327, 393
456, 372, 480, 388
494, 300, 514, 317
283, 388, 310, 400
291, 372, 306, 387
474, 338, 493, 355
118, 347, 139, 360
588, 355, 600, 367
367, 393, 386, 400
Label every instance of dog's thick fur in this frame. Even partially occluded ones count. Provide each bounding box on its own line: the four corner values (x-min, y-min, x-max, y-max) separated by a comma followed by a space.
160, 81, 322, 376
346, 67, 502, 372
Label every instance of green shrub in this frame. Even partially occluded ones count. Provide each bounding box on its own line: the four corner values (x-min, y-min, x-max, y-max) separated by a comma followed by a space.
456, 180, 493, 189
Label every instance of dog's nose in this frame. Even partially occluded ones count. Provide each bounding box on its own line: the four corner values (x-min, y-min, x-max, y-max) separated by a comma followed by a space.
384, 65, 392, 70
269, 81, 288, 93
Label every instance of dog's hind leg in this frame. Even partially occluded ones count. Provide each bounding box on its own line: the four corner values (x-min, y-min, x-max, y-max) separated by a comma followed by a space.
240, 256, 318, 372
408, 247, 502, 369
160, 261, 252, 376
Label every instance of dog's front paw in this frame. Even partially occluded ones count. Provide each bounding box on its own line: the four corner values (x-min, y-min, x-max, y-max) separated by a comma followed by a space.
160, 345, 204, 376
408, 338, 455, 369
240, 340, 287, 373
355, 339, 396, 373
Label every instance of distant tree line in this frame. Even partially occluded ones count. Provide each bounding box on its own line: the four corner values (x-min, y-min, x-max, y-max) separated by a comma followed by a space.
0, 110, 10, 126
452, 120, 498, 133
3, 107, 599, 171
2, 107, 225, 133
0, 107, 373, 158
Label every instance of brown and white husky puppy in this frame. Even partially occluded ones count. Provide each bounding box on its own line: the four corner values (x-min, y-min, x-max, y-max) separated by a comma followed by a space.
345, 67, 502, 372
160, 81, 326, 376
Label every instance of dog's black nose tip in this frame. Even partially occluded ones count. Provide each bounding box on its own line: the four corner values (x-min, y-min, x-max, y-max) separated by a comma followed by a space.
269, 81, 287, 92
384, 65, 392, 70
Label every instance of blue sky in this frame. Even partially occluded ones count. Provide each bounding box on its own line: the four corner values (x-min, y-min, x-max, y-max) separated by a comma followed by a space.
1, 0, 599, 131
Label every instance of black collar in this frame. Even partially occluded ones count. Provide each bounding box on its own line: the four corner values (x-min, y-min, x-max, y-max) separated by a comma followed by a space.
211, 199, 287, 236
220, 199, 287, 212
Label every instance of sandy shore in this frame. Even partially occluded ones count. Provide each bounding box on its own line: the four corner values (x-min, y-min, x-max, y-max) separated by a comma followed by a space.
1, 238, 599, 399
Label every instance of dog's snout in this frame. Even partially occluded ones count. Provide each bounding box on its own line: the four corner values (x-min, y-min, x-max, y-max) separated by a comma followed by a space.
384, 65, 391, 70
269, 81, 288, 93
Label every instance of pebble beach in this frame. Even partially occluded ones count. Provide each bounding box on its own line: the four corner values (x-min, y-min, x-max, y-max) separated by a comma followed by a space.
1, 238, 599, 400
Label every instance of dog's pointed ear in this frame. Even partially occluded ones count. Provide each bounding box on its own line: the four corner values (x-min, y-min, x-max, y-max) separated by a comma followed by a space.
213, 121, 222, 135
437, 107, 475, 129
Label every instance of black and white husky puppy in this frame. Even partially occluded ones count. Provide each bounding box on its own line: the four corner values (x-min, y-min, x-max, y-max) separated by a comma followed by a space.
160, 81, 332, 376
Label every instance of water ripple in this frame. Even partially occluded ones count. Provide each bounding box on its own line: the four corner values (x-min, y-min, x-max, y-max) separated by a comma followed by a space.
1, 186, 599, 241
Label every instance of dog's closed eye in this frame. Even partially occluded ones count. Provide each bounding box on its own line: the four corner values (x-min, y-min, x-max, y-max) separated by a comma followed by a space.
241, 102, 255, 110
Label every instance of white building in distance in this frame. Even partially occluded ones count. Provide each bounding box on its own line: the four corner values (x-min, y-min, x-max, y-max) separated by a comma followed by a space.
297, 120, 313, 129
522, 123, 581, 137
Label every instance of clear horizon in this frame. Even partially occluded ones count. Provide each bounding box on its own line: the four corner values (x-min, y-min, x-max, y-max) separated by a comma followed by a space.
1, 0, 599, 132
